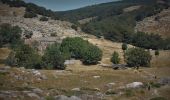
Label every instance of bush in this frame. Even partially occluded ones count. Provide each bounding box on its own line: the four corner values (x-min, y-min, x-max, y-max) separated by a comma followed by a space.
155, 50, 159, 56
0, 23, 22, 47
5, 51, 17, 66
24, 12, 37, 18
42, 43, 70, 70
125, 48, 152, 67
111, 51, 120, 64
60, 37, 102, 65
9, 44, 42, 69
71, 24, 78, 31
82, 44, 102, 65
122, 43, 127, 51
39, 16, 48, 21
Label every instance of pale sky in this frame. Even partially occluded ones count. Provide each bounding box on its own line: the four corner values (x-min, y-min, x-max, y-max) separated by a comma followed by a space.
24, 0, 120, 11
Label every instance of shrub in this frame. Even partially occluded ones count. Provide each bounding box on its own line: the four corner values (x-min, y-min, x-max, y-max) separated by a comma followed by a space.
39, 16, 48, 21
82, 44, 102, 65
10, 44, 42, 69
42, 43, 70, 70
5, 51, 17, 66
111, 51, 120, 64
60, 37, 102, 65
0, 23, 22, 47
155, 50, 159, 56
24, 30, 33, 39
125, 48, 152, 67
71, 24, 78, 31
24, 12, 37, 18
122, 43, 127, 51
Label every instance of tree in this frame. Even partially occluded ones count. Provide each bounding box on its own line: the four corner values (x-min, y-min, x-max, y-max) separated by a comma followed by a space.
60, 37, 103, 65
111, 51, 120, 64
125, 48, 152, 67
82, 45, 102, 65
42, 43, 70, 70
122, 43, 127, 51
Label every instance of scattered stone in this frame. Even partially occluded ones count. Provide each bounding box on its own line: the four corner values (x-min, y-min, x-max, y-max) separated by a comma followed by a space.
72, 88, 80, 91
126, 82, 143, 88
112, 64, 127, 70
93, 76, 100, 79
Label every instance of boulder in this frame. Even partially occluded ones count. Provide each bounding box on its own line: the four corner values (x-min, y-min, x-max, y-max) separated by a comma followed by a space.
126, 82, 143, 88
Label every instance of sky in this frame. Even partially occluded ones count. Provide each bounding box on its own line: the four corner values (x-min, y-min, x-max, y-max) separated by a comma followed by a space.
24, 0, 120, 11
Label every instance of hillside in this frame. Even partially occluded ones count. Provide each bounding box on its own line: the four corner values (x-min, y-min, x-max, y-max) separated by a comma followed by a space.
135, 8, 170, 38
57, 0, 170, 50
0, 0, 170, 100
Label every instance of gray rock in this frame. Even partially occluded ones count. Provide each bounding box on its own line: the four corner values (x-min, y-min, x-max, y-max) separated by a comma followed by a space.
27, 93, 40, 99
41, 74, 48, 80
55, 95, 68, 100
126, 82, 143, 88
32, 88, 43, 94
70, 96, 82, 100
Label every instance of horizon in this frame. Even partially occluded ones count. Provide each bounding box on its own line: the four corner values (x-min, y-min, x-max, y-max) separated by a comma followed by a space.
24, 0, 120, 11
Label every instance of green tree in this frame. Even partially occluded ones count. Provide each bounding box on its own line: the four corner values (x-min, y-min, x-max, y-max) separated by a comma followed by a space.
111, 51, 120, 64
60, 37, 102, 65
125, 48, 152, 67
82, 44, 102, 65
42, 43, 70, 70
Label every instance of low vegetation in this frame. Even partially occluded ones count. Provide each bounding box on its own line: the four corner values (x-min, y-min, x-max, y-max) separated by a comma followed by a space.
111, 51, 120, 64
125, 48, 152, 67
0, 23, 22, 48
39, 16, 49, 21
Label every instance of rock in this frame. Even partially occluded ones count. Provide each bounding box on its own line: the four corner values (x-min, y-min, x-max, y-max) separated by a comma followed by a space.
55, 95, 68, 100
32, 70, 41, 76
93, 76, 100, 79
72, 88, 80, 91
126, 82, 143, 88
158, 77, 170, 85
70, 96, 82, 100
106, 82, 116, 88
112, 64, 127, 70
40, 74, 48, 80
27, 93, 40, 99
64, 60, 75, 65
32, 88, 43, 94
